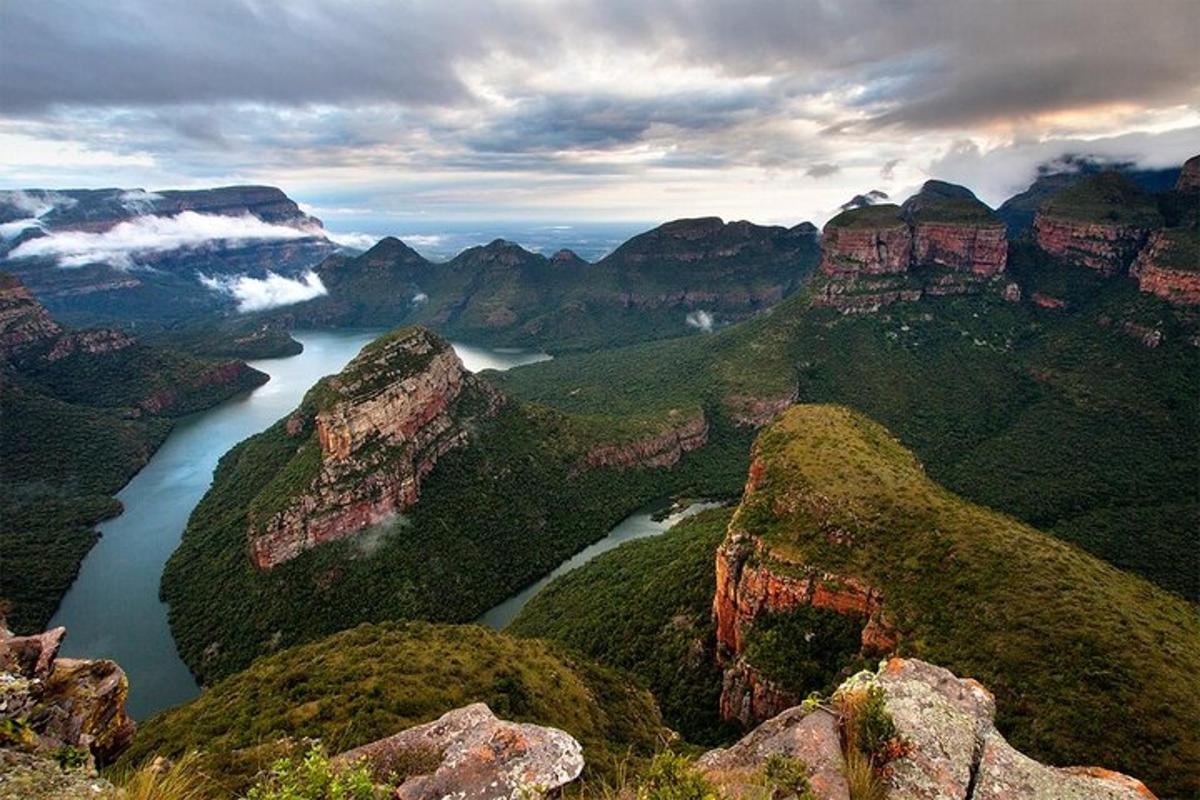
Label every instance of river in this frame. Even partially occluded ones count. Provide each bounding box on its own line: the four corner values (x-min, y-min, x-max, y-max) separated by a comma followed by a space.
478, 500, 724, 630
49, 331, 549, 720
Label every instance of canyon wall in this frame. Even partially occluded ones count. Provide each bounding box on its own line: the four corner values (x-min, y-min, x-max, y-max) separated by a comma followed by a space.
582, 412, 708, 470
249, 328, 502, 569
1130, 228, 1200, 306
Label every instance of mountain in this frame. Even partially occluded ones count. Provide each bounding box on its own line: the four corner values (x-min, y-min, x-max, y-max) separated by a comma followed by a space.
493, 165, 1200, 598
292, 217, 820, 351
996, 156, 1183, 233
161, 325, 751, 682
0, 273, 268, 633
0, 185, 339, 329
517, 406, 1199, 797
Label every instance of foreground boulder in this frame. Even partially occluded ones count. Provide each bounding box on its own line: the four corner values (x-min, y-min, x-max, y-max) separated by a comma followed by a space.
0, 620, 134, 767
332, 703, 584, 800
701, 659, 1156, 800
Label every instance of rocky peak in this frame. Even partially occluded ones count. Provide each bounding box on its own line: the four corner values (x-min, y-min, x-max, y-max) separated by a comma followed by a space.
453, 239, 542, 269
249, 327, 502, 569
550, 248, 587, 265
332, 703, 584, 800
839, 190, 889, 212
899, 180, 979, 219
700, 659, 1157, 800
360, 236, 430, 266
0, 272, 62, 358
1177, 154, 1200, 193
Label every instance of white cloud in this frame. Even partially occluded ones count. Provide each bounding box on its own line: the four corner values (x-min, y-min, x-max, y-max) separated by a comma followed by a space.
0, 219, 43, 239
400, 234, 445, 248
685, 309, 714, 332
198, 270, 327, 312
412, 291, 429, 305
324, 230, 381, 250
0, 189, 77, 217
6, 211, 318, 269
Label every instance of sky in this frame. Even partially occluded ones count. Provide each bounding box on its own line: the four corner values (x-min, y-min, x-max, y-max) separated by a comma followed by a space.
2, 0, 1198, 231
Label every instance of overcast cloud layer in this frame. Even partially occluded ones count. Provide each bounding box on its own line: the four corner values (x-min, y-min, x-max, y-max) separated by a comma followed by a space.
2, 0, 1197, 226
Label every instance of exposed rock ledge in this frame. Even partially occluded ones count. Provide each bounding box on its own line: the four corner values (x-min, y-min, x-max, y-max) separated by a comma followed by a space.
250, 327, 502, 569
583, 411, 708, 470
1033, 213, 1151, 276
700, 658, 1156, 800
332, 703, 583, 800
1130, 228, 1200, 306
0, 620, 134, 767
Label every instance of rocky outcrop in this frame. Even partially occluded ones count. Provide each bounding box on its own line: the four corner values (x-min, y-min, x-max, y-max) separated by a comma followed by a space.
0, 621, 134, 767
1130, 228, 1200, 305
582, 412, 708, 470
332, 703, 584, 800
249, 328, 502, 569
701, 659, 1156, 800
816, 185, 1008, 312
712, 454, 898, 725
0, 750, 116, 799
911, 222, 1007, 276
724, 389, 799, 427
819, 208, 912, 276
699, 705, 849, 800
0, 273, 61, 358
44, 328, 135, 361
1033, 214, 1150, 275
1178, 155, 1200, 193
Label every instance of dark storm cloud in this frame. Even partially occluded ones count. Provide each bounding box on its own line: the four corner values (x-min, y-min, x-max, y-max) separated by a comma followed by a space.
5, 0, 1196, 130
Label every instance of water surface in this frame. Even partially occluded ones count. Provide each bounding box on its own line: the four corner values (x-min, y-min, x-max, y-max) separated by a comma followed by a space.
478, 500, 723, 630
50, 331, 548, 719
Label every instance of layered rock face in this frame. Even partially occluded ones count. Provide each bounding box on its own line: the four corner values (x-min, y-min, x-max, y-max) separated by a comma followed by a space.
1130, 228, 1200, 305
332, 703, 584, 800
701, 659, 1156, 800
249, 328, 501, 569
1033, 172, 1162, 275
1033, 215, 1151, 275
0, 621, 134, 767
815, 184, 1008, 312
582, 411, 708, 469
818, 209, 912, 276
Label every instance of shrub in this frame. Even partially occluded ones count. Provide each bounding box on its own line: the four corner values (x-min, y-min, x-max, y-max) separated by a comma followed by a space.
244, 746, 384, 800
760, 754, 816, 800
636, 752, 719, 800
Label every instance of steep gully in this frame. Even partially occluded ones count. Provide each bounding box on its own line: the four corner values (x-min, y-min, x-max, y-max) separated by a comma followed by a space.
48, 332, 549, 720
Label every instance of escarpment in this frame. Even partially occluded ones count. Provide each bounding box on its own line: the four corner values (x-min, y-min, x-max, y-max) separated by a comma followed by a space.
582, 411, 708, 470
1130, 227, 1200, 305
1033, 172, 1162, 275
248, 327, 502, 569
704, 405, 1199, 796
814, 182, 1008, 312
0, 272, 62, 357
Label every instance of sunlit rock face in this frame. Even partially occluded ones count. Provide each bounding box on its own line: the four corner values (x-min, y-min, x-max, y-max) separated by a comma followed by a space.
248, 327, 502, 569
1130, 228, 1200, 306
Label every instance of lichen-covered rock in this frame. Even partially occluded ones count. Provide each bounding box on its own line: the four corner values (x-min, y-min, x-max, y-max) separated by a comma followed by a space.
0, 622, 134, 767
698, 705, 849, 800
0, 750, 115, 800
249, 327, 502, 569
332, 703, 584, 800
973, 734, 1158, 800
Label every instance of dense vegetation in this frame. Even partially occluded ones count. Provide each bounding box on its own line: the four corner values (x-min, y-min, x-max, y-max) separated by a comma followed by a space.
736, 405, 1199, 797
0, 321, 266, 632
495, 242, 1200, 598
823, 204, 905, 229
510, 509, 738, 745
1040, 171, 1163, 227
119, 622, 666, 793
163, 374, 754, 681
291, 219, 820, 354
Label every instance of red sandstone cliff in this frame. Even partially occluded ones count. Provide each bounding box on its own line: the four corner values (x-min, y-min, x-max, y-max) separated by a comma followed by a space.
0, 273, 62, 357
249, 328, 502, 569
819, 220, 911, 276
1130, 228, 1200, 306
911, 221, 1007, 276
1033, 214, 1151, 275
1178, 154, 1200, 193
